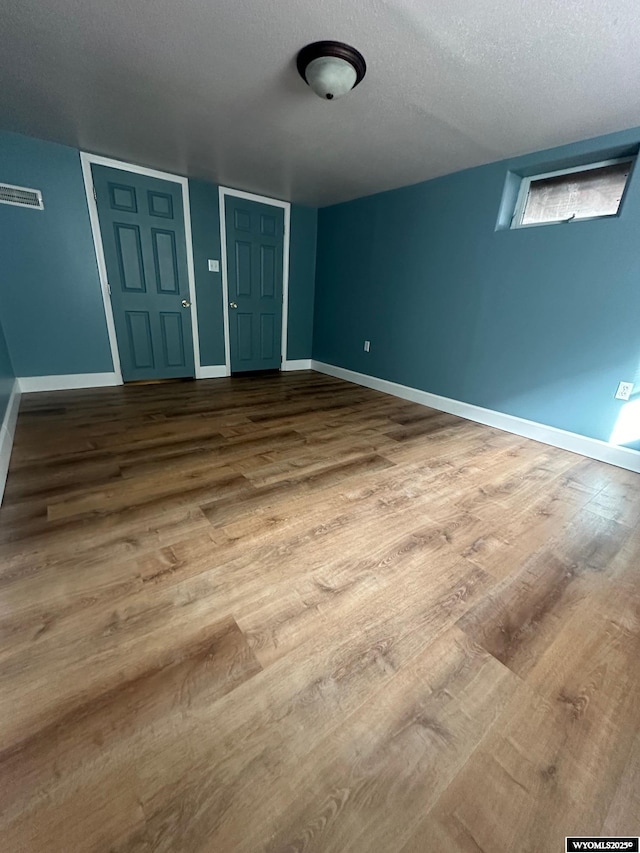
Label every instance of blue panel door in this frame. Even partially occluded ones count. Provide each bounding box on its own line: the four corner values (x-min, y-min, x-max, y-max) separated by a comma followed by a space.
92, 165, 195, 381
225, 197, 284, 372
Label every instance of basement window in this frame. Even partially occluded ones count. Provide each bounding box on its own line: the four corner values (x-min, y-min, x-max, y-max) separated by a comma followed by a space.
511, 157, 634, 228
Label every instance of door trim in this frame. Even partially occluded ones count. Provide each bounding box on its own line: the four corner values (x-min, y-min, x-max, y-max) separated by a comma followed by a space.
80, 152, 202, 384
218, 186, 291, 376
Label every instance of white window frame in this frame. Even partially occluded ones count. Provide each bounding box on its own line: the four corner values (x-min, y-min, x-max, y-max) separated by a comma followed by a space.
511, 156, 634, 230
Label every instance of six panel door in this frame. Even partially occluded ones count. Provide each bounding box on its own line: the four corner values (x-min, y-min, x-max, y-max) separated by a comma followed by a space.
225, 196, 284, 372
92, 165, 196, 381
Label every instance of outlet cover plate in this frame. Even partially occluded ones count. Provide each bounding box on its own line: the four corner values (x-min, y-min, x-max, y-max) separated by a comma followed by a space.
364, 340, 370, 352
615, 381, 634, 401
208, 259, 219, 272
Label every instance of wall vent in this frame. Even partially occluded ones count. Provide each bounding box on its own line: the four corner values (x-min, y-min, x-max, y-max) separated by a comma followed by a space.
0, 183, 44, 210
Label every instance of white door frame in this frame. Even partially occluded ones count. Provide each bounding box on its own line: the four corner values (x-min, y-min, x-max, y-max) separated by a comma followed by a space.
218, 186, 290, 375
80, 152, 203, 384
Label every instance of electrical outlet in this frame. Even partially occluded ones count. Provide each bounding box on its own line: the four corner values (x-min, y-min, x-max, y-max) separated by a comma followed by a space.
364, 340, 370, 353
615, 381, 634, 401
208, 259, 219, 272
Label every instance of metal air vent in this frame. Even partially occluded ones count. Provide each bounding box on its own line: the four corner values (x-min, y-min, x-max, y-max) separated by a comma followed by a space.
0, 183, 44, 210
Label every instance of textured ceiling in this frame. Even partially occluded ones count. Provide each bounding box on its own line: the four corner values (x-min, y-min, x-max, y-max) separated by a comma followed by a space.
2, 0, 640, 206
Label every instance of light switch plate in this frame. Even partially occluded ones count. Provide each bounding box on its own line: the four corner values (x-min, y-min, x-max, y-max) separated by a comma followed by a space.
208, 259, 219, 272
615, 381, 634, 401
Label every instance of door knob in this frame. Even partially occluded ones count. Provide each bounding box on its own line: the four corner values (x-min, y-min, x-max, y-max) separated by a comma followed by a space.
181, 299, 191, 308
230, 302, 238, 309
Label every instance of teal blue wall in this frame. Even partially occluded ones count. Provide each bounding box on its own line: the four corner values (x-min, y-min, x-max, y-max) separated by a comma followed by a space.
288, 205, 317, 360
0, 131, 317, 375
188, 178, 226, 366
313, 126, 640, 446
0, 131, 114, 376
0, 317, 15, 424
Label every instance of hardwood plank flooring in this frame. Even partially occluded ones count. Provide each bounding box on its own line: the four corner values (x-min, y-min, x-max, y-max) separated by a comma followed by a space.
1, 371, 639, 852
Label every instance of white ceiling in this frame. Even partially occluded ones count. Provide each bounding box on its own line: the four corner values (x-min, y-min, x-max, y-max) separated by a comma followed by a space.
2, 0, 640, 207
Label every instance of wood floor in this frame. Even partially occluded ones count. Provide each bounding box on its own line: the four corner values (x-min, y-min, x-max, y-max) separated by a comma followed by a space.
1, 371, 639, 852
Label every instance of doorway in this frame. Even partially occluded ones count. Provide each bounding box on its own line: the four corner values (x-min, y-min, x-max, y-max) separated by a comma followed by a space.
219, 188, 290, 374
81, 154, 201, 384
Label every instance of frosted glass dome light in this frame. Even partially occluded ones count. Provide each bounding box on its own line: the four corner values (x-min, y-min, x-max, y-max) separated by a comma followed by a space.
297, 41, 366, 101
304, 57, 357, 100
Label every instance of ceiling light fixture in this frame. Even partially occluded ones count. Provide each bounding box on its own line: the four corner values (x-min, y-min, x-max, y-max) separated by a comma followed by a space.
296, 41, 366, 101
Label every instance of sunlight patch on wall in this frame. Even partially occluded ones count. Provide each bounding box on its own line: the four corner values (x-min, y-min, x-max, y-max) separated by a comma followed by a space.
610, 397, 640, 446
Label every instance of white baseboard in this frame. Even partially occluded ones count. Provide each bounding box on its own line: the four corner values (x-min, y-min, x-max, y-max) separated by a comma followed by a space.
17, 364, 314, 386
0, 379, 21, 505
18, 373, 120, 393
198, 365, 228, 379
282, 359, 312, 371
311, 360, 640, 474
